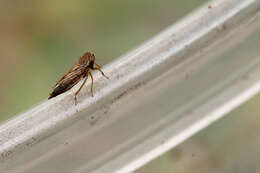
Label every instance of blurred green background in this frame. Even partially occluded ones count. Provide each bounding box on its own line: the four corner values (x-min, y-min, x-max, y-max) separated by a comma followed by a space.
2, 1, 260, 173
0, 0, 208, 121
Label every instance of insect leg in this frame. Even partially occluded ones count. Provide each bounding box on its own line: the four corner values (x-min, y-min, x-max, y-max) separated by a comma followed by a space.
93, 63, 109, 79
94, 62, 102, 68
89, 71, 94, 97
74, 75, 88, 104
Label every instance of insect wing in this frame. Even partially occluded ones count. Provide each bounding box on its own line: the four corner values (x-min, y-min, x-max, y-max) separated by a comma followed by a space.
54, 64, 83, 87
49, 64, 84, 99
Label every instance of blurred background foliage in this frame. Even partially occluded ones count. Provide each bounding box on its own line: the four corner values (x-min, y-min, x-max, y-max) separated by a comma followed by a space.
0, 0, 208, 121
2, 0, 260, 173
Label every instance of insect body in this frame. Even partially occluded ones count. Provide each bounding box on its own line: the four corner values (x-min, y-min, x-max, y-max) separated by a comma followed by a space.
48, 52, 108, 104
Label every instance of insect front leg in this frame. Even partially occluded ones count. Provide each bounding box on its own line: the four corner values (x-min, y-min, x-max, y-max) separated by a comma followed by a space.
93, 62, 109, 79
74, 75, 88, 105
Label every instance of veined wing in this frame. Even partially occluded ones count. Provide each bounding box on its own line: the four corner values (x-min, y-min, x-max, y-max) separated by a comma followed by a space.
55, 64, 82, 86
48, 64, 85, 99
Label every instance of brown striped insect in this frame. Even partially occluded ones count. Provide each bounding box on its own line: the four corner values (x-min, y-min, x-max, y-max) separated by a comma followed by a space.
48, 52, 109, 104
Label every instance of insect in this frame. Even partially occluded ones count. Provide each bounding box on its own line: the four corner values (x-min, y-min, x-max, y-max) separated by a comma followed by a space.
48, 52, 109, 104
